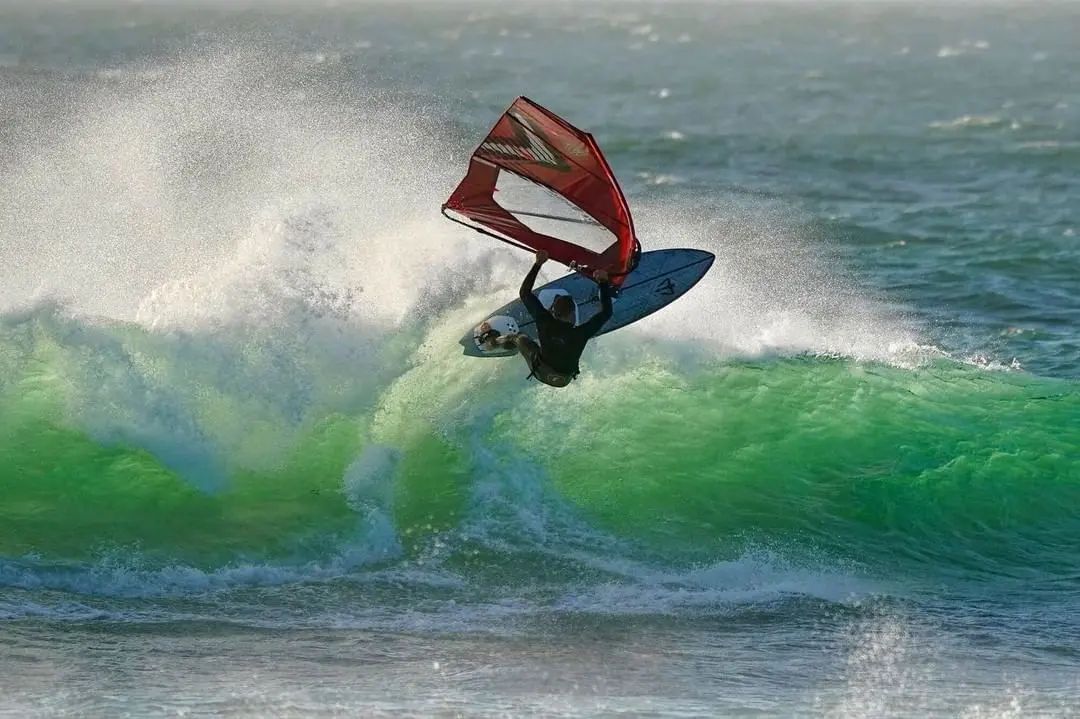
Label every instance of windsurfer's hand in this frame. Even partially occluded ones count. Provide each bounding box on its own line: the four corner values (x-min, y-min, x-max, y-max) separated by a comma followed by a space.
592, 269, 609, 283
534, 250, 549, 265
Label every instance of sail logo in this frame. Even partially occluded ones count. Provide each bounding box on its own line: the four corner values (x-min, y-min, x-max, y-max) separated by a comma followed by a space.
480, 111, 571, 171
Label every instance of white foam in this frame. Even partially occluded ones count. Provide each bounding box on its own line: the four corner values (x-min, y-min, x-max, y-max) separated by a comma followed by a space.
547, 546, 877, 616
937, 40, 990, 59
929, 114, 1007, 130
3, 43, 944, 409
619, 200, 928, 367
0, 47, 504, 483
0, 528, 402, 600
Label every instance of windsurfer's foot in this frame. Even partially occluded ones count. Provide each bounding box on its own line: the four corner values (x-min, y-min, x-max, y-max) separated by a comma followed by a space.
477, 322, 502, 351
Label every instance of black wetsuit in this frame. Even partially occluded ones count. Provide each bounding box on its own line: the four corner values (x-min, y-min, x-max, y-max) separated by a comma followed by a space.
519, 263, 614, 378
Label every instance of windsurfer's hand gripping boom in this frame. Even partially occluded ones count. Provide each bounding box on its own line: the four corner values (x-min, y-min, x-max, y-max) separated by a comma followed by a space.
533, 249, 608, 283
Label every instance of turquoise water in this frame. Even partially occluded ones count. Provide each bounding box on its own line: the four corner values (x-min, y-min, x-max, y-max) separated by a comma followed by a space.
1, 2, 1079, 716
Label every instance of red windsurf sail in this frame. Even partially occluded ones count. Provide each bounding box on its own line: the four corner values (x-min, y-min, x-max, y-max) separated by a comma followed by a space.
443, 97, 639, 286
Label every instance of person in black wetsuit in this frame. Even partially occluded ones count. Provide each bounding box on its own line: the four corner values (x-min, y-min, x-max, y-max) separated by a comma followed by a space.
481, 249, 614, 388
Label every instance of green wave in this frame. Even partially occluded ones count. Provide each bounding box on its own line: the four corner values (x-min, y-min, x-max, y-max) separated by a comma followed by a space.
0, 412, 364, 564
1, 313, 1077, 583
508, 359, 1080, 578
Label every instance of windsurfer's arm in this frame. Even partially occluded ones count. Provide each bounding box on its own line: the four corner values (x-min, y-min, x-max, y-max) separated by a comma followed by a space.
580, 271, 614, 338
519, 251, 550, 321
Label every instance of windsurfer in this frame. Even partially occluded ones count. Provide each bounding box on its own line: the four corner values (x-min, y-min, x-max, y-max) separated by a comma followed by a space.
480, 250, 613, 388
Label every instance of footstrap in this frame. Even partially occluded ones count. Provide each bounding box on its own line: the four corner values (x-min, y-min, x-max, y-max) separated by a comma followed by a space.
476, 328, 501, 346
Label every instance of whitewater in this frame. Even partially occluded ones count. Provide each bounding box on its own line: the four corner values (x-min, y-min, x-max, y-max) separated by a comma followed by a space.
1, 2, 1078, 716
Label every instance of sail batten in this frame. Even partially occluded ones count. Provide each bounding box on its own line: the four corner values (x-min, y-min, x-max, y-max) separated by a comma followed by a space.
443, 97, 638, 284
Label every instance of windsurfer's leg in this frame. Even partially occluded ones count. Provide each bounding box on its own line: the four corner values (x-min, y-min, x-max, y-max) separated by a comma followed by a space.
498, 333, 541, 368
499, 334, 570, 387
513, 334, 541, 363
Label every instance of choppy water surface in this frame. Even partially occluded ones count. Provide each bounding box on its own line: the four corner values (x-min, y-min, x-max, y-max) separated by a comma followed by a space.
1, 2, 1078, 716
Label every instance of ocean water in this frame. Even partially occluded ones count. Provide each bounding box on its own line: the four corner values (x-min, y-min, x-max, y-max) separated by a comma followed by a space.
1, 1, 1078, 716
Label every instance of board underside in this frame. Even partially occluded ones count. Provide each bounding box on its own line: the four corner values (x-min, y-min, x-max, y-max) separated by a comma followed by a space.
461, 248, 715, 358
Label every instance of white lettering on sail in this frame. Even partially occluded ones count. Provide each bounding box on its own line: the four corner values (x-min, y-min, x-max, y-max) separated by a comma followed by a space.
479, 111, 564, 169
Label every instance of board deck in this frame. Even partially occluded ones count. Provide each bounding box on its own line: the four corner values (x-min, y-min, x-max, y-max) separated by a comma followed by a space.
461, 248, 715, 357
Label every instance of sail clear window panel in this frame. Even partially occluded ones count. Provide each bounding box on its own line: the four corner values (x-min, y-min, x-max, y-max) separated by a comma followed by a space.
492, 169, 617, 256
